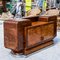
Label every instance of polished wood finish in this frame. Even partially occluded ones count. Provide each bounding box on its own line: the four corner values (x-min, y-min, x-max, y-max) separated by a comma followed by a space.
4, 16, 57, 55
4, 19, 31, 53
24, 40, 53, 55
23, 21, 55, 54
39, 15, 57, 37
39, 16, 57, 22
24, 22, 54, 48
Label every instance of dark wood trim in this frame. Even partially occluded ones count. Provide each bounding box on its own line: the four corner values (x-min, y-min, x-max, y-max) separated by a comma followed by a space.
23, 40, 53, 55
2, 0, 7, 12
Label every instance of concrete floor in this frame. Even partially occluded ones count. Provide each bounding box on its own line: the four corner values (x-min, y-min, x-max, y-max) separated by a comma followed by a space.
0, 21, 60, 60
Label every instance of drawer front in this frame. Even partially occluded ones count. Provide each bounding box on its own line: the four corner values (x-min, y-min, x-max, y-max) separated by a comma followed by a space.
57, 17, 60, 30
25, 26, 42, 48
49, 16, 57, 21
4, 23, 18, 50
39, 16, 57, 22
41, 23, 54, 41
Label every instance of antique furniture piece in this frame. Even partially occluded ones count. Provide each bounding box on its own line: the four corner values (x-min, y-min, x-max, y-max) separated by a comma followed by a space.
4, 16, 57, 55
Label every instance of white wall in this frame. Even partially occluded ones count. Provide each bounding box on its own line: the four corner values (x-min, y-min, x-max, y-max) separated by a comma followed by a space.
0, 21, 4, 47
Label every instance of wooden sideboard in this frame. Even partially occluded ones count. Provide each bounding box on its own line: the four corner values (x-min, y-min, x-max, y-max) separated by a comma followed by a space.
4, 16, 57, 55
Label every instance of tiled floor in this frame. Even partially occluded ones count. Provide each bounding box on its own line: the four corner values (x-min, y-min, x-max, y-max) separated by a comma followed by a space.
0, 21, 60, 60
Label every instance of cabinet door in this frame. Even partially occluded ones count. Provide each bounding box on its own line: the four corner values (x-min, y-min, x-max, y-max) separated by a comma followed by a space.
41, 22, 54, 41
24, 26, 42, 48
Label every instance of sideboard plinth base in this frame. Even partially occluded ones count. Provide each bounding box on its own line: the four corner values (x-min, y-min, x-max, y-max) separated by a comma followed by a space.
23, 40, 53, 55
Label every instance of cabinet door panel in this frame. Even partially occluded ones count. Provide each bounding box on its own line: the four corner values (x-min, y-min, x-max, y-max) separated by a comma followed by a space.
25, 26, 42, 48
41, 23, 54, 41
